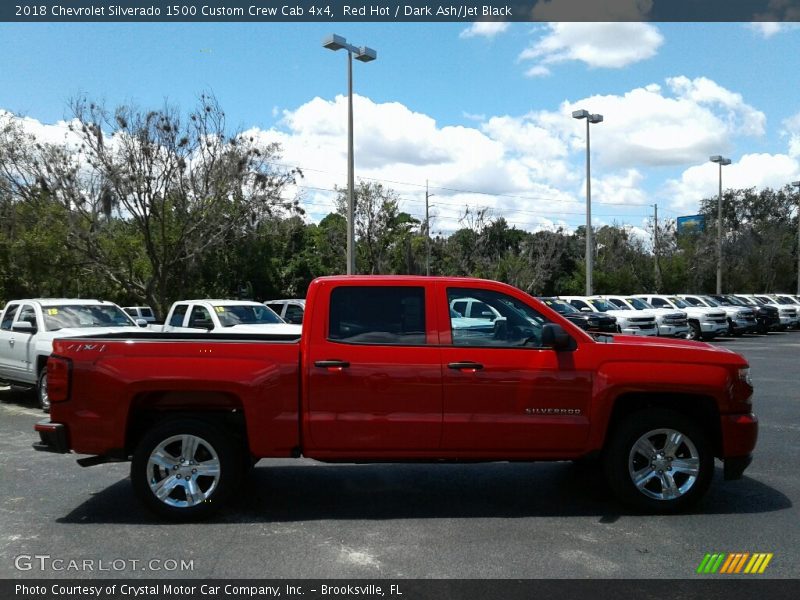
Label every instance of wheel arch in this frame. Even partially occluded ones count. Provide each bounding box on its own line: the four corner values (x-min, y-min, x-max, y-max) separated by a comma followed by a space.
125, 391, 249, 457
605, 392, 723, 457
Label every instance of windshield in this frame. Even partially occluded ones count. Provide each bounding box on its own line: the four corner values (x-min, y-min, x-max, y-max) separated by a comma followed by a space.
701, 296, 721, 306
774, 296, 794, 305
539, 299, 578, 314
43, 305, 135, 331
625, 297, 651, 310
215, 304, 283, 326
667, 297, 690, 308
588, 299, 614, 312
682, 297, 704, 306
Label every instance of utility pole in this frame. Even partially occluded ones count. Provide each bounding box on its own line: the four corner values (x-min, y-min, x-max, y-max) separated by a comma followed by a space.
793, 180, 800, 295
653, 203, 662, 293
425, 180, 433, 276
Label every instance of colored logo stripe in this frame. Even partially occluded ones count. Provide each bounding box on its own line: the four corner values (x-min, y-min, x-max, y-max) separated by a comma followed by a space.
697, 553, 773, 574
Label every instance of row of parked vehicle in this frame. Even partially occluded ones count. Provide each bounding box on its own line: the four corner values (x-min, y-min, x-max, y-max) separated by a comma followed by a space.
537, 293, 800, 340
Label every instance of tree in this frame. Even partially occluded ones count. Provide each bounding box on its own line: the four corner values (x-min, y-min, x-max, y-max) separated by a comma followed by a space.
0, 95, 301, 314
334, 181, 419, 274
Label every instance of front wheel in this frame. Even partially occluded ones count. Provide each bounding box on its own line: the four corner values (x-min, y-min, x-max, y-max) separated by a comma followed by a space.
686, 322, 702, 340
604, 409, 714, 513
37, 368, 50, 412
131, 418, 243, 521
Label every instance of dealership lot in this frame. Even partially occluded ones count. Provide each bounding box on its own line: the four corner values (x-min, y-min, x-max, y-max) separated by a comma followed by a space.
1, 333, 798, 579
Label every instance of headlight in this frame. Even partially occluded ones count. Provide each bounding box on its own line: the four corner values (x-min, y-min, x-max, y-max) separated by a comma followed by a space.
738, 367, 753, 387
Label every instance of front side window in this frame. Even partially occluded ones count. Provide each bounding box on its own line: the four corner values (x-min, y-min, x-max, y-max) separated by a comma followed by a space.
328, 286, 426, 345
588, 299, 614, 312
668, 297, 690, 308
448, 288, 548, 348
608, 298, 627, 308
188, 306, 213, 328
683, 297, 704, 306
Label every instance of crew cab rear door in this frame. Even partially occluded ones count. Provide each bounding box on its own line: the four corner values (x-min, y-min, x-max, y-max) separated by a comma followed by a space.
305, 282, 442, 453
438, 283, 593, 454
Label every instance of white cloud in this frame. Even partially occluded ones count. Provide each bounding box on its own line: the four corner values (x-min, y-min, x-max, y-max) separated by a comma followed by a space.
459, 22, 510, 39
664, 153, 800, 214
4, 72, 789, 235
525, 65, 551, 78
519, 23, 663, 74
782, 112, 800, 158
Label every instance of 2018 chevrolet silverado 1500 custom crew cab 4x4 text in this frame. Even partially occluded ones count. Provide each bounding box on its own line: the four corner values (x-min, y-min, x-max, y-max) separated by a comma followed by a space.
34, 276, 757, 520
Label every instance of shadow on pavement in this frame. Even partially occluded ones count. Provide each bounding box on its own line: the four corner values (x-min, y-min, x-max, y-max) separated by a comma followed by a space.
55, 461, 791, 525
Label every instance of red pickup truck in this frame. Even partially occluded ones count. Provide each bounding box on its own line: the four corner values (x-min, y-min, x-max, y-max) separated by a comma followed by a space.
34, 276, 757, 520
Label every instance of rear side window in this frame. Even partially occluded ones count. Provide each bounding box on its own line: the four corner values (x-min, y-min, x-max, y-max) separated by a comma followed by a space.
141, 308, 154, 318
1, 304, 20, 330
169, 304, 188, 327
328, 286, 426, 345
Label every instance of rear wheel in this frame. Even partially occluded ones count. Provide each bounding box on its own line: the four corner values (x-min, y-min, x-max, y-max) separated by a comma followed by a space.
131, 418, 243, 521
37, 368, 50, 413
604, 409, 714, 513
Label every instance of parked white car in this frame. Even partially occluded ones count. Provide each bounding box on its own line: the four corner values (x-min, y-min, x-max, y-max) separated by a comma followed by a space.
161, 300, 302, 335
558, 296, 658, 336
633, 295, 728, 341
123, 305, 158, 323
0, 299, 144, 411
264, 299, 305, 325
599, 295, 689, 338
735, 294, 799, 329
677, 294, 757, 336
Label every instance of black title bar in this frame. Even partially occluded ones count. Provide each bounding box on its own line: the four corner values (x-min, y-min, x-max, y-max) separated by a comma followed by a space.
3, 1, 800, 22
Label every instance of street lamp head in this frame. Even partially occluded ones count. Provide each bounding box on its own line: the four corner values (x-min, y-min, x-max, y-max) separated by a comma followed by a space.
572, 109, 590, 120
710, 155, 731, 165
323, 34, 347, 51
722, 158, 731, 166
793, 180, 800, 186
355, 46, 377, 62
589, 114, 603, 124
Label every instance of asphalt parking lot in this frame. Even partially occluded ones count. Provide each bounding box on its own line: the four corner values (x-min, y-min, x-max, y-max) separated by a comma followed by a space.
1, 332, 798, 579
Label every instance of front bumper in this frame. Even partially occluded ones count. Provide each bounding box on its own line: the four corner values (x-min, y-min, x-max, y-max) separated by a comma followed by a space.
701, 321, 728, 334
33, 420, 69, 454
658, 324, 689, 337
720, 412, 758, 478
620, 326, 658, 336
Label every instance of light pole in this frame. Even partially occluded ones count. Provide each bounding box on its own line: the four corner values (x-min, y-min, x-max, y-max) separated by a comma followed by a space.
323, 34, 377, 275
425, 180, 434, 276
572, 109, 603, 295
710, 155, 731, 294
793, 180, 800, 295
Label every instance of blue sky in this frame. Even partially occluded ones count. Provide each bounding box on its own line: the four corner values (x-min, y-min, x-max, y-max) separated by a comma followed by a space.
1, 21, 799, 238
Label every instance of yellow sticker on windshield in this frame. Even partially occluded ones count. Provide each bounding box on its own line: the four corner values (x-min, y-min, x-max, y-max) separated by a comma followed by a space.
214, 306, 225, 313
47, 308, 59, 315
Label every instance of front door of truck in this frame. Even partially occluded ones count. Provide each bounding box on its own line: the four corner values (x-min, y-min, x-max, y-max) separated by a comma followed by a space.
0, 303, 21, 379
439, 285, 593, 455
305, 283, 442, 454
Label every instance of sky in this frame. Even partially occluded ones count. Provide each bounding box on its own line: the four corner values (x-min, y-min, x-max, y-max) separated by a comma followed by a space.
1, 20, 800, 241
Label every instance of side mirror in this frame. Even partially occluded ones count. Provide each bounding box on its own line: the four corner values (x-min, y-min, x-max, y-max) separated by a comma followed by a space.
580, 307, 592, 312
287, 315, 303, 324
541, 323, 571, 351
192, 319, 214, 330
12, 321, 36, 334
135, 318, 149, 328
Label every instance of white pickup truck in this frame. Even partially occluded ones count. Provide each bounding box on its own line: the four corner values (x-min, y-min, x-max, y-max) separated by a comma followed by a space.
0, 299, 144, 411
559, 296, 658, 336
160, 300, 302, 335
634, 294, 728, 341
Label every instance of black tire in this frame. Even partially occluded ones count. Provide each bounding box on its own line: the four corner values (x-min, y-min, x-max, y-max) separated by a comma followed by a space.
131, 418, 243, 521
604, 409, 714, 513
37, 368, 50, 413
686, 322, 702, 341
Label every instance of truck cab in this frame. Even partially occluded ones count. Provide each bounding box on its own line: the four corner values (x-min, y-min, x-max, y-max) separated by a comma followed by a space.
162, 300, 301, 335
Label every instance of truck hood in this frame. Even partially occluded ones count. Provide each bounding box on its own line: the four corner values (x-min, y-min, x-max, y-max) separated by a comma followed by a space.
601, 333, 747, 365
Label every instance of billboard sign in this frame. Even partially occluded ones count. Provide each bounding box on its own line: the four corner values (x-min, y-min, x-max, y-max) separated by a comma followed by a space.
677, 214, 705, 234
